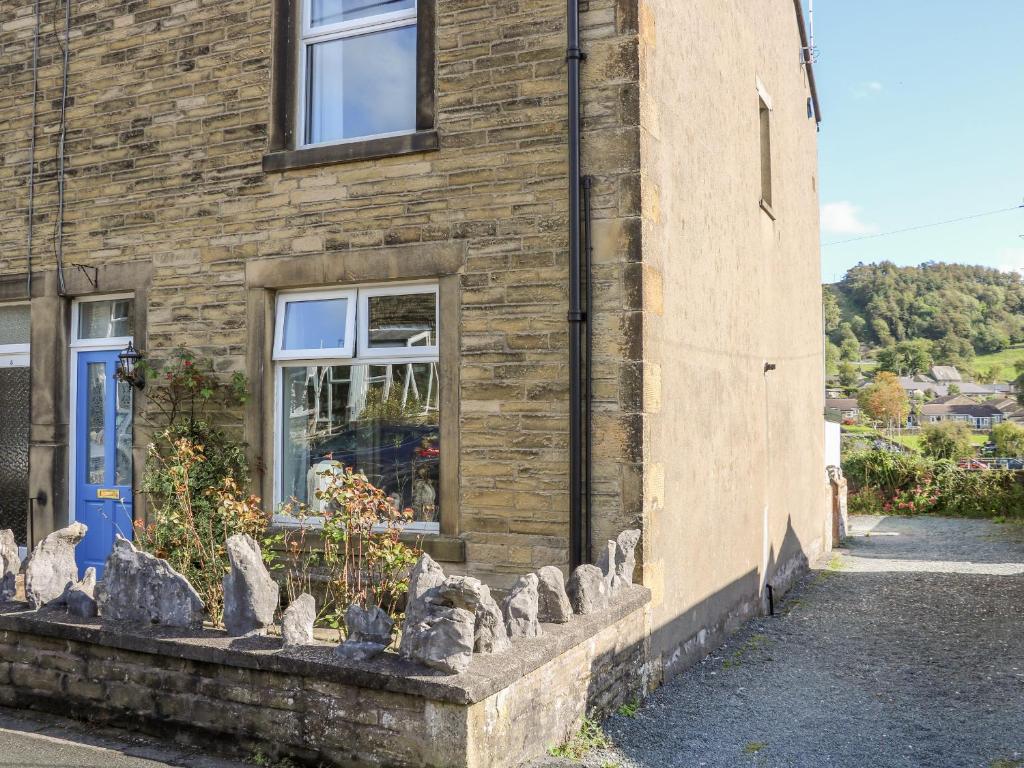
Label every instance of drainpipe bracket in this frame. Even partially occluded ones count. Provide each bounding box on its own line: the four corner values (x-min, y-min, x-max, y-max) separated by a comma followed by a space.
567, 311, 587, 323
566, 47, 587, 62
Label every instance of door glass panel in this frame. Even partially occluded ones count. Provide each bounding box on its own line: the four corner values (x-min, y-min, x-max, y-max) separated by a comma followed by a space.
86, 363, 107, 484
78, 299, 134, 340
366, 291, 436, 349
0, 367, 30, 544
115, 379, 132, 485
0, 305, 30, 346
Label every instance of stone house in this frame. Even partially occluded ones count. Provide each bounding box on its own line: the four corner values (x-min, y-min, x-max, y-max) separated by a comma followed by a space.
0, 0, 825, 679
917, 395, 1004, 429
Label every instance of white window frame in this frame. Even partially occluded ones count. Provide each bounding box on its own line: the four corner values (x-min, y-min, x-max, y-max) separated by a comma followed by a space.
0, 301, 31, 365
272, 281, 440, 532
358, 282, 438, 359
273, 288, 358, 360
297, 0, 418, 149
70, 294, 135, 350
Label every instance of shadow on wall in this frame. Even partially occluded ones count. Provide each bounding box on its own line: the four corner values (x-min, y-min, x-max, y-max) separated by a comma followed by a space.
655, 515, 812, 680
577, 516, 815, 733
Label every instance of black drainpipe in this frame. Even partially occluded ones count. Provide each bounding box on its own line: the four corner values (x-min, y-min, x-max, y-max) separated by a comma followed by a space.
567, 0, 587, 570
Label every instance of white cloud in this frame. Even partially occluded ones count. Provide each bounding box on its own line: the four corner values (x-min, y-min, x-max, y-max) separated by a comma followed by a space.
821, 202, 878, 235
852, 81, 884, 98
997, 248, 1024, 274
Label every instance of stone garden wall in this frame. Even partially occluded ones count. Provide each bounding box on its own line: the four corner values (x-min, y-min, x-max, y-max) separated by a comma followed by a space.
0, 587, 652, 768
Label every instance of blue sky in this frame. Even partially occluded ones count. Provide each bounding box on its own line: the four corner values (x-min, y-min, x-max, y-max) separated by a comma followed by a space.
816, 1, 1024, 283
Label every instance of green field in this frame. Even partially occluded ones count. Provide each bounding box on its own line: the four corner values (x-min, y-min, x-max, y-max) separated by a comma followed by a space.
889, 432, 989, 454
969, 345, 1024, 382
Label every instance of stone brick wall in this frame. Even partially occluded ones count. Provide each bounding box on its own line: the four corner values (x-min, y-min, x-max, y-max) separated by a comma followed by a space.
0, 587, 652, 768
0, 0, 643, 586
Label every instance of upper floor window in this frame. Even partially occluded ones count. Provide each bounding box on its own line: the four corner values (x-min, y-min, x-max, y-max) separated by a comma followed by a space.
299, 0, 418, 147
756, 79, 774, 216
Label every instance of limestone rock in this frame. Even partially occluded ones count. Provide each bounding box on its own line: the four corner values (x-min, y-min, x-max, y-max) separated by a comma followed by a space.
403, 606, 475, 674
64, 567, 98, 618
24, 523, 87, 608
473, 583, 510, 654
334, 640, 387, 662
438, 575, 485, 613
345, 603, 394, 646
567, 564, 609, 615
502, 573, 541, 638
597, 529, 641, 595
222, 534, 279, 636
536, 566, 573, 624
97, 535, 204, 629
281, 593, 315, 648
613, 529, 641, 588
0, 529, 20, 601
398, 553, 446, 659
399, 554, 476, 673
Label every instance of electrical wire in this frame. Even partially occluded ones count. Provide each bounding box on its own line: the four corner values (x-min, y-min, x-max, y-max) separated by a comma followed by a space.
53, 0, 70, 295
25, 0, 41, 297
822, 205, 1024, 247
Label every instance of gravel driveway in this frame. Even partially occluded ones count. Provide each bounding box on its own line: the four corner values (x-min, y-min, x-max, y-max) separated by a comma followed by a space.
570, 515, 1024, 768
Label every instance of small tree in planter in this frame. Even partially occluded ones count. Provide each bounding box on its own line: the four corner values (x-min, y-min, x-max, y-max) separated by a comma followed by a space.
136, 348, 267, 625
268, 464, 421, 632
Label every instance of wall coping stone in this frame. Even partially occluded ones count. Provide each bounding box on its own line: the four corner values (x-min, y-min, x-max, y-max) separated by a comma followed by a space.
0, 586, 650, 706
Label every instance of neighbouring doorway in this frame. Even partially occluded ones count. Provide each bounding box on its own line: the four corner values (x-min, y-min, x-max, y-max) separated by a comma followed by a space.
0, 303, 31, 549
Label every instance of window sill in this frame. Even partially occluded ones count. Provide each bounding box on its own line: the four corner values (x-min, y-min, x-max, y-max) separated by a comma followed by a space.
262, 130, 439, 173
759, 198, 777, 221
266, 525, 465, 564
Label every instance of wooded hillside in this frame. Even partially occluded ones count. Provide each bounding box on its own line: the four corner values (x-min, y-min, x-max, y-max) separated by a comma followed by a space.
824, 262, 1024, 371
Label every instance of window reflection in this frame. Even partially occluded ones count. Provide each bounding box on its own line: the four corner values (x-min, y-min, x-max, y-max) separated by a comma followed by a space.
281, 362, 439, 523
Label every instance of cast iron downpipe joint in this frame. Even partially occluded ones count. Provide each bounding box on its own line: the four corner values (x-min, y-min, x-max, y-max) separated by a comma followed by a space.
566, 0, 588, 570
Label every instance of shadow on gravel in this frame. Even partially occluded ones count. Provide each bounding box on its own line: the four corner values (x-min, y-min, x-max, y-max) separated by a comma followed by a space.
846, 516, 1024, 565
603, 564, 1024, 768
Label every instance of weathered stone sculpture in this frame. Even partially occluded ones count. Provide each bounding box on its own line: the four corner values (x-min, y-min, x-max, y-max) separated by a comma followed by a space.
502, 573, 541, 638
597, 528, 641, 595
567, 564, 609, 615
63, 567, 98, 618
473, 584, 510, 654
281, 593, 315, 648
97, 535, 204, 629
0, 529, 20, 601
399, 554, 476, 674
345, 603, 394, 646
536, 565, 573, 624
222, 534, 279, 636
24, 523, 87, 608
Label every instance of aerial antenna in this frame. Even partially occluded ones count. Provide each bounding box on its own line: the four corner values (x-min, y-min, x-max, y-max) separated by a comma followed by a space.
808, 0, 814, 51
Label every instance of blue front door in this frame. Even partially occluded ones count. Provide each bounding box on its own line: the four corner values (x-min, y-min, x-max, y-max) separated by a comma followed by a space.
75, 350, 133, 578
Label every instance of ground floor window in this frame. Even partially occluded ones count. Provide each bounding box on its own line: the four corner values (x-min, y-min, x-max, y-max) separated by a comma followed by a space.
273, 283, 440, 531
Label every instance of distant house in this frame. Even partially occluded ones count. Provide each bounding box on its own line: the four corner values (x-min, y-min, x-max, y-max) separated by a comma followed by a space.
898, 375, 948, 399
930, 366, 963, 383
917, 395, 1004, 429
956, 382, 1004, 397
990, 397, 1024, 423
826, 398, 860, 422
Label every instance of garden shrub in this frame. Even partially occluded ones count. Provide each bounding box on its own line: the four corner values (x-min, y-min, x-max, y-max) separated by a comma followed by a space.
268, 464, 421, 632
843, 449, 1024, 520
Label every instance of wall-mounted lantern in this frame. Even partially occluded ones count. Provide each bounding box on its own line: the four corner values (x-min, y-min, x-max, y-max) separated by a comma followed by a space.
115, 341, 145, 390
